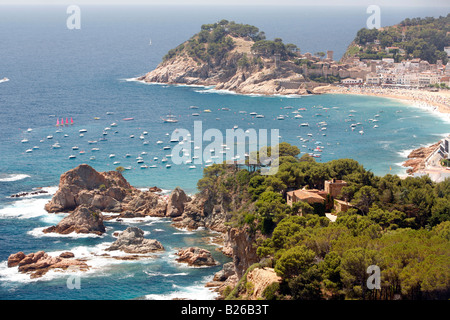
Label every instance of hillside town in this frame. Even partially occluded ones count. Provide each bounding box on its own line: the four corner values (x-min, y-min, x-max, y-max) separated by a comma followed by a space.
290, 48, 450, 88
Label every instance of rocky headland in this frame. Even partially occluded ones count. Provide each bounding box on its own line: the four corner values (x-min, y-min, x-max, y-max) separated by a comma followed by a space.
7, 164, 274, 297
136, 21, 325, 96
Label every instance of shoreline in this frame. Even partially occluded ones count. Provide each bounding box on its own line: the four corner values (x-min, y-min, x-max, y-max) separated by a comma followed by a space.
129, 77, 450, 119
322, 85, 450, 119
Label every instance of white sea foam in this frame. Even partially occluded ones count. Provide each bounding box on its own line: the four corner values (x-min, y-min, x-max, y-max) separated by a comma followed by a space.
0, 198, 50, 220
27, 227, 104, 239
143, 282, 218, 300
0, 174, 30, 182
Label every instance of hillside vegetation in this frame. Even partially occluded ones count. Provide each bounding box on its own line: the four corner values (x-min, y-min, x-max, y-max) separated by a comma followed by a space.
344, 14, 450, 64
198, 143, 450, 300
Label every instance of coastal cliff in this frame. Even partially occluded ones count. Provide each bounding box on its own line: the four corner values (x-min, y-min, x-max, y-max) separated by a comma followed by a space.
137, 20, 323, 95
41, 164, 264, 297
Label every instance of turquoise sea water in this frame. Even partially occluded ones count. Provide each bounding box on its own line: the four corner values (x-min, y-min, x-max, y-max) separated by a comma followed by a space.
0, 5, 449, 300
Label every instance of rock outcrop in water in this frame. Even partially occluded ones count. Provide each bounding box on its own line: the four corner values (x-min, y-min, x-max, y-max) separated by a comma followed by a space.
43, 204, 106, 236
7, 251, 89, 279
44, 164, 169, 218
175, 247, 218, 267
106, 227, 164, 254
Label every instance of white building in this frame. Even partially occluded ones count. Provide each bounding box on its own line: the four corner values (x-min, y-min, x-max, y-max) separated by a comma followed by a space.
444, 47, 450, 57
341, 78, 363, 85
365, 73, 380, 85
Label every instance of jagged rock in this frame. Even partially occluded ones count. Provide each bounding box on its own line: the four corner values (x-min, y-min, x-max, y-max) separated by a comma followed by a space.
122, 191, 167, 217
7, 251, 89, 278
175, 247, 218, 267
166, 187, 189, 217
226, 227, 259, 279
106, 227, 164, 254
44, 164, 132, 213
213, 262, 235, 281
59, 252, 75, 258
149, 186, 162, 193
43, 205, 105, 235
44, 164, 168, 217
171, 192, 227, 232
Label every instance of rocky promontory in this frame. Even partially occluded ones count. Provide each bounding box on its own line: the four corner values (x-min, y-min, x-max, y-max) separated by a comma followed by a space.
137, 21, 324, 96
403, 141, 441, 174
44, 164, 172, 218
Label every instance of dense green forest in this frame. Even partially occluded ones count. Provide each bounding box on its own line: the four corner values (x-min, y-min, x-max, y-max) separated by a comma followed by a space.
348, 14, 450, 64
197, 142, 450, 300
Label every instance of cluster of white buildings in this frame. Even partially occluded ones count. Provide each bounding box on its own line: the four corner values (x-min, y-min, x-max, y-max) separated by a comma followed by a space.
342, 56, 450, 88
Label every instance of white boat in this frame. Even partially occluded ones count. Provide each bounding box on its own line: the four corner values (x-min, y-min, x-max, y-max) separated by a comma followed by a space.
161, 157, 168, 163
163, 146, 171, 150
69, 155, 76, 159
91, 148, 100, 151
111, 123, 118, 127
143, 141, 149, 145
79, 129, 87, 133
113, 161, 120, 165
137, 159, 144, 163
189, 165, 196, 169
166, 164, 171, 168
109, 154, 115, 158
192, 113, 200, 116
25, 149, 33, 153
189, 106, 199, 109
52, 143, 61, 149
143, 131, 148, 135
156, 140, 163, 144
130, 135, 135, 138
88, 141, 97, 144
72, 146, 79, 150
162, 112, 178, 123
27, 128, 33, 132
170, 138, 179, 143
276, 115, 285, 120
149, 165, 157, 168
141, 152, 148, 155
250, 112, 257, 115
32, 146, 39, 150
359, 130, 364, 135
125, 154, 131, 158
294, 114, 303, 118
140, 165, 148, 169
300, 123, 309, 127
21, 139, 29, 143
90, 156, 96, 161
153, 157, 158, 161
256, 114, 264, 118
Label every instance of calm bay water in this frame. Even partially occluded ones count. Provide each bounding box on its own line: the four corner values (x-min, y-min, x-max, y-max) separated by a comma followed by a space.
0, 5, 448, 300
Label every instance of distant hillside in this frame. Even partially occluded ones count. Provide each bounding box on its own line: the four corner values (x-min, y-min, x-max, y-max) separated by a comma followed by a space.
342, 14, 450, 64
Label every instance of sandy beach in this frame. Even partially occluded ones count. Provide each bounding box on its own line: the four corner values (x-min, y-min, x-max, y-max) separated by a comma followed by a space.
322, 85, 450, 118
316, 85, 450, 182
